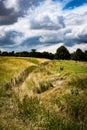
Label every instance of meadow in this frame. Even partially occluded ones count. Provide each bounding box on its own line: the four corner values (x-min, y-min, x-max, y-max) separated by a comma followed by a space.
0, 57, 87, 130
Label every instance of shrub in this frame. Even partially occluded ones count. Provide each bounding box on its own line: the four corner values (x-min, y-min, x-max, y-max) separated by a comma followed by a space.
60, 66, 64, 71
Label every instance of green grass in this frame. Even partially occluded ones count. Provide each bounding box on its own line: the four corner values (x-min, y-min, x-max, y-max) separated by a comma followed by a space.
0, 58, 87, 130
49, 60, 87, 74
25, 60, 87, 93
0, 57, 44, 87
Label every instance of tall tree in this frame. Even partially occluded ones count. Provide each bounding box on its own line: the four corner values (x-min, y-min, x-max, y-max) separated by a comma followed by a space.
0, 50, 1, 56
55, 46, 70, 60
85, 51, 87, 61
71, 49, 85, 61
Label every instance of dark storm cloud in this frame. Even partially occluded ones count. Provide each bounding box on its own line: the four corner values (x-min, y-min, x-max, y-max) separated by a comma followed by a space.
0, 0, 45, 25
0, 31, 23, 46
0, 13, 20, 25
0, 1, 20, 25
0, 1, 12, 16
0, 0, 87, 52
78, 33, 87, 43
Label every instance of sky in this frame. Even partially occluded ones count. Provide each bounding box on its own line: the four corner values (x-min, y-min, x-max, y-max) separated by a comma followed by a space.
0, 0, 87, 53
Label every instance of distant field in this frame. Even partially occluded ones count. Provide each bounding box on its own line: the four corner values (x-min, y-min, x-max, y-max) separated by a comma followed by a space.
0, 56, 48, 87
0, 58, 87, 130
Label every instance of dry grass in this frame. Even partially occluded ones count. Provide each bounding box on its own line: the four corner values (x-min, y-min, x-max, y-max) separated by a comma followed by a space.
0, 58, 87, 130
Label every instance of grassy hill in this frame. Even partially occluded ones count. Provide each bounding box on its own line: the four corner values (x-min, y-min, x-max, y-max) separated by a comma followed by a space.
0, 57, 87, 130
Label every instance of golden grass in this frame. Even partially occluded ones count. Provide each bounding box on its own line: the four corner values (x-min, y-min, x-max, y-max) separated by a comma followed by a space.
0, 57, 49, 87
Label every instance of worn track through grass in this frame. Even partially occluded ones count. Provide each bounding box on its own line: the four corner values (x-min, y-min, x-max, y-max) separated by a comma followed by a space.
0, 58, 87, 130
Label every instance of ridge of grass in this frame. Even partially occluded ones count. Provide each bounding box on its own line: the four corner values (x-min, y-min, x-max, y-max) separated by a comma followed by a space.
0, 58, 87, 130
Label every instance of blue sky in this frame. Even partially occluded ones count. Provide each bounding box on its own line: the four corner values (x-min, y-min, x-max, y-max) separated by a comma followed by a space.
0, 0, 87, 53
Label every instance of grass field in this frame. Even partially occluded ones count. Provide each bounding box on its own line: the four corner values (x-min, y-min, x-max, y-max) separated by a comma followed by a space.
0, 57, 87, 130
0, 57, 48, 87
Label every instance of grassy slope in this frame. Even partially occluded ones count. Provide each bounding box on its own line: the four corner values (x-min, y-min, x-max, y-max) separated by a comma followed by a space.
0, 58, 87, 130
0, 57, 49, 130
22, 60, 87, 93
17, 60, 87, 129
0, 57, 48, 86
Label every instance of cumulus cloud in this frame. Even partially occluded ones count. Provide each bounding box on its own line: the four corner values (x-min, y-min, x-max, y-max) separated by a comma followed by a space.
0, 0, 87, 52
4, 0, 19, 12
30, 15, 65, 30
37, 43, 64, 53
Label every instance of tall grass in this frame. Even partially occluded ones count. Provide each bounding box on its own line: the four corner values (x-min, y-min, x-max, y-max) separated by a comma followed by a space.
0, 59, 87, 130
17, 93, 87, 130
68, 75, 87, 89
33, 81, 53, 94
0, 66, 36, 98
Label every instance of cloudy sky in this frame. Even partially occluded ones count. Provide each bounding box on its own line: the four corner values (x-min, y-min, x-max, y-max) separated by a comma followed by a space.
0, 0, 87, 53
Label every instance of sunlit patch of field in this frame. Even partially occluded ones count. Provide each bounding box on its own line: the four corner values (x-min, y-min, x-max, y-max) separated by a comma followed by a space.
0, 57, 48, 87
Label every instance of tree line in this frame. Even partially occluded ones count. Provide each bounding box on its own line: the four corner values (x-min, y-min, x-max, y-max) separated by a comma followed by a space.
0, 46, 87, 61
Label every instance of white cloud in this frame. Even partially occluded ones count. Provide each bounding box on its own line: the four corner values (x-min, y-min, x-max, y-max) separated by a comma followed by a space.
67, 44, 87, 53
0, 47, 5, 51
0, 0, 87, 52
37, 43, 64, 53
4, 0, 19, 11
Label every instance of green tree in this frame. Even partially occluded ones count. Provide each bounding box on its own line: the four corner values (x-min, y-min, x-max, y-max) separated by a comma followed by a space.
0, 50, 1, 56
55, 46, 70, 60
71, 49, 85, 61
85, 50, 87, 61
31, 49, 36, 53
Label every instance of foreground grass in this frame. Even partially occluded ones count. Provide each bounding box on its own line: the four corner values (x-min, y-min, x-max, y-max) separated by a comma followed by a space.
0, 58, 87, 130
17, 60, 87, 130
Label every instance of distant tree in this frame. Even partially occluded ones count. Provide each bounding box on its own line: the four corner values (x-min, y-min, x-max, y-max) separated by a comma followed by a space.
71, 49, 85, 61
85, 50, 87, 61
41, 52, 54, 59
29, 49, 36, 57
0, 50, 1, 56
55, 46, 70, 60
15, 51, 29, 57
9, 51, 15, 56
31, 49, 36, 53
71, 52, 76, 60
2, 51, 8, 56
49, 53, 54, 60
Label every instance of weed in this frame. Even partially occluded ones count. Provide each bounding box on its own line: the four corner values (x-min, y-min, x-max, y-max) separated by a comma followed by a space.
35, 81, 53, 94
60, 66, 64, 71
